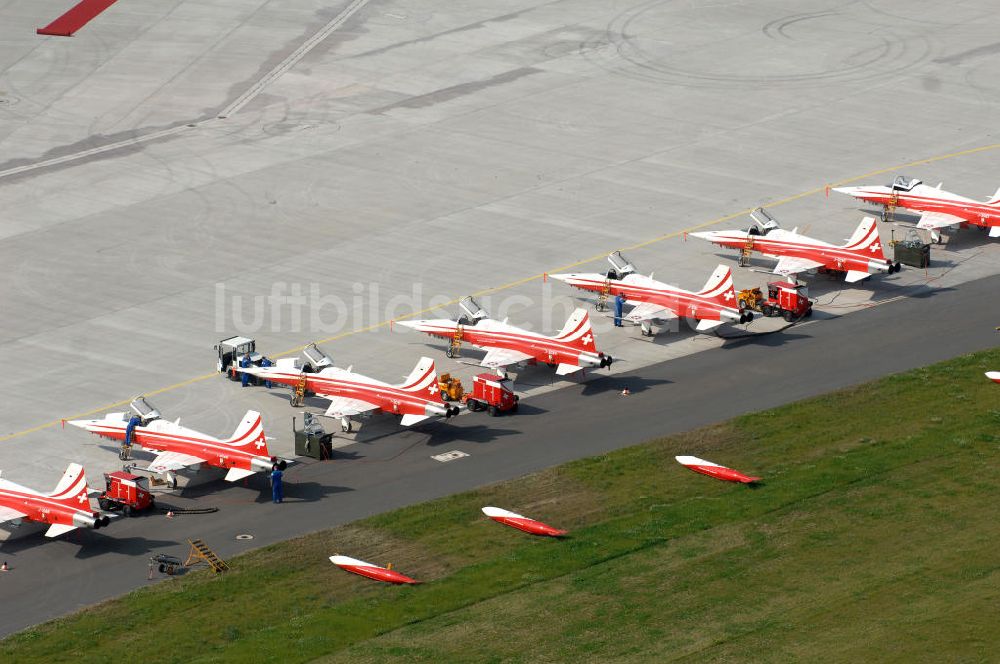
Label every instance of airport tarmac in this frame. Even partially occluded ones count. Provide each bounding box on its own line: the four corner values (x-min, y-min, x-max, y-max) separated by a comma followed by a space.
1, 0, 999, 635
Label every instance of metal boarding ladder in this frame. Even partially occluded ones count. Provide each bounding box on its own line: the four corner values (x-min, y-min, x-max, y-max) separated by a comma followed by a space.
448, 326, 464, 357
596, 280, 612, 311
185, 539, 229, 573
739, 236, 754, 266
291, 374, 308, 407
885, 190, 899, 223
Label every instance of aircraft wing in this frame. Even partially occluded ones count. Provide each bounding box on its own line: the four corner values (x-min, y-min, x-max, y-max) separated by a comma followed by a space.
148, 450, 206, 474
45, 523, 77, 538
773, 255, 824, 277
322, 396, 379, 419
624, 302, 676, 323
0, 505, 27, 524
225, 468, 257, 482
695, 319, 725, 331
916, 211, 964, 230
480, 347, 534, 368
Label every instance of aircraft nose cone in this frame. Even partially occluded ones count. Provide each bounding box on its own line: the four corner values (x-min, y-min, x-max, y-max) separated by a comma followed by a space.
688, 231, 716, 240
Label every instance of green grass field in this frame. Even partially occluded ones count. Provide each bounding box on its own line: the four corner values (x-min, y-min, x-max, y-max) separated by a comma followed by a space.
4, 348, 1000, 663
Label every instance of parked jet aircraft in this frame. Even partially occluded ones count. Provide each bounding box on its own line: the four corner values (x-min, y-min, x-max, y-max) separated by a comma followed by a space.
690, 209, 900, 283
396, 297, 612, 375
0, 463, 110, 538
241, 349, 460, 431
70, 402, 287, 482
550, 253, 751, 335
835, 176, 1000, 240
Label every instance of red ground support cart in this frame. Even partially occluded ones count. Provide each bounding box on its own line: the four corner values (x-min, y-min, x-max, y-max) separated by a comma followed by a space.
760, 281, 812, 322
462, 373, 518, 416
98, 471, 155, 516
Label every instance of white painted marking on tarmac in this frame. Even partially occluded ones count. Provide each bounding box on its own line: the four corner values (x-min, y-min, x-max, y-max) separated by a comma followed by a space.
0, 0, 375, 181
219, 0, 374, 118
431, 450, 469, 463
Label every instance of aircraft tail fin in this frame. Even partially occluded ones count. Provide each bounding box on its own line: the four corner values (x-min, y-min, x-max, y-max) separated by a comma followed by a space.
48, 463, 91, 510
226, 411, 269, 455
399, 357, 444, 403
842, 216, 886, 259
554, 308, 598, 352
698, 264, 737, 307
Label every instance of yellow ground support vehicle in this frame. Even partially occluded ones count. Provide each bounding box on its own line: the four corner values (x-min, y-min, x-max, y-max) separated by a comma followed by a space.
736, 287, 764, 311
438, 373, 465, 401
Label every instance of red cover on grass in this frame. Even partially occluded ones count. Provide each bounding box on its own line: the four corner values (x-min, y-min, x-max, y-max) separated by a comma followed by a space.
37, 0, 118, 37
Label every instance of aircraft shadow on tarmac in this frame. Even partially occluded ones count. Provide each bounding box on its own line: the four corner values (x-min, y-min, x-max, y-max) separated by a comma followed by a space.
72, 533, 178, 560
422, 423, 520, 447
577, 375, 672, 396
255, 480, 351, 504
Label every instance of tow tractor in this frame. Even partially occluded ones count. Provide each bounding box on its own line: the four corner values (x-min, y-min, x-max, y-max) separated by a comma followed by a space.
98, 471, 155, 516
215, 336, 263, 383
438, 373, 465, 401
462, 372, 518, 416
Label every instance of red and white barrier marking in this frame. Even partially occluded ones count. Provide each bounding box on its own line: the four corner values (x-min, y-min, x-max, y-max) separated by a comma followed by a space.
482, 506, 567, 537
675, 455, 760, 484
329, 555, 420, 584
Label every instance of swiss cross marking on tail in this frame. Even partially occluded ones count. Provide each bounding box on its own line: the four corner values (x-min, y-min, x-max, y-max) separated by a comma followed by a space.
427, 385, 437, 396
254, 438, 265, 450
582, 334, 593, 345
77, 493, 87, 504
870, 242, 880, 253
723, 291, 734, 301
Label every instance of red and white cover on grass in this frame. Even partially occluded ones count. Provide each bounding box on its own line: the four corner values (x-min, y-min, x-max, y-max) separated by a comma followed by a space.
481, 506, 567, 537
987, 372, 1000, 384
329, 555, 420, 584
675, 456, 761, 484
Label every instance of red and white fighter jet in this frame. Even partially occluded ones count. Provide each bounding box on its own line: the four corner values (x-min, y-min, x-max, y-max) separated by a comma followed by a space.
395, 297, 612, 376
690, 208, 900, 283
0, 463, 110, 538
240, 347, 460, 431
986, 372, 1000, 384
70, 400, 288, 482
550, 252, 752, 336
834, 176, 1000, 241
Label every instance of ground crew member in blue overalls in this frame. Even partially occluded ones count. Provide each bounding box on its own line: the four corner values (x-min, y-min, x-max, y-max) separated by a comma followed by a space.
270, 464, 283, 503
260, 356, 273, 389
613, 292, 626, 327
240, 353, 252, 387
122, 414, 141, 460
